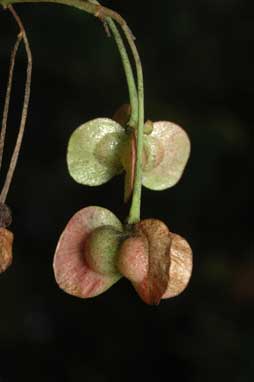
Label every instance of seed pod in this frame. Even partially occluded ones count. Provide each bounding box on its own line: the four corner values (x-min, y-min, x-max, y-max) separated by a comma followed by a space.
0, 228, 13, 274
53, 206, 123, 298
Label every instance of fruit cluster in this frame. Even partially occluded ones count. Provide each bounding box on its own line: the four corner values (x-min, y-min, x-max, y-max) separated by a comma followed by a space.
53, 114, 192, 305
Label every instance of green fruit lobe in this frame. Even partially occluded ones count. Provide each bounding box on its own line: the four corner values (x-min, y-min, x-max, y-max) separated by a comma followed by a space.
85, 225, 123, 276
94, 132, 124, 171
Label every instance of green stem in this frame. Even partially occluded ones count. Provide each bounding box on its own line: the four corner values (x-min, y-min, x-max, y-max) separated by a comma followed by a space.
0, 0, 144, 222
88, 0, 138, 128
106, 19, 138, 128
79, 4, 145, 223
84, 3, 145, 223
123, 30, 144, 224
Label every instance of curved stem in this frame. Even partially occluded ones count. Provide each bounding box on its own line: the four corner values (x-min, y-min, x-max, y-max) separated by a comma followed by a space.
88, 0, 138, 128
0, 5, 32, 203
0, 33, 22, 173
92, 4, 145, 223
106, 19, 138, 128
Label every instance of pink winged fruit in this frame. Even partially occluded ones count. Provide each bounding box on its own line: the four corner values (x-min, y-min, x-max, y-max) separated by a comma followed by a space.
53, 206, 192, 304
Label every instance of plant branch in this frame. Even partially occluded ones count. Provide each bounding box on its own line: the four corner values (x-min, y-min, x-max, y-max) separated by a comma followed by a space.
0, 1, 134, 49
1, 0, 97, 13
0, 5, 32, 203
0, 33, 22, 172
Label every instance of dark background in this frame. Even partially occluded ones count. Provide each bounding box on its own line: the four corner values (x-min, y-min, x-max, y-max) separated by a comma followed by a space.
0, 0, 253, 381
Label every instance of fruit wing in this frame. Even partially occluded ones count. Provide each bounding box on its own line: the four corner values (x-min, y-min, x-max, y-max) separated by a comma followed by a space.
67, 118, 125, 186
143, 121, 190, 190
53, 206, 123, 298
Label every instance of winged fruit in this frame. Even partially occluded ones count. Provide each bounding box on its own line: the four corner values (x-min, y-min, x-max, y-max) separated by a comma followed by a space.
67, 116, 190, 196
53, 207, 192, 304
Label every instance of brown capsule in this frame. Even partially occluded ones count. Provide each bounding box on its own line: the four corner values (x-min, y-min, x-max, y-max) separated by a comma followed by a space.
117, 219, 193, 305
0, 228, 13, 274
